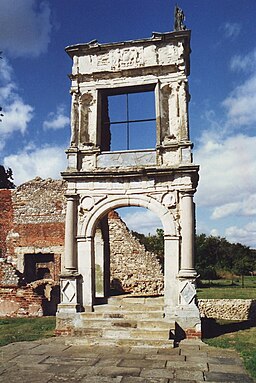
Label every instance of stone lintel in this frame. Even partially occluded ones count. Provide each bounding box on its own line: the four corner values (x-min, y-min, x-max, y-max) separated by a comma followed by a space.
65, 30, 191, 58
61, 164, 199, 181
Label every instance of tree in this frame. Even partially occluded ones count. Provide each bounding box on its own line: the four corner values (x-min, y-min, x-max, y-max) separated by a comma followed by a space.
0, 165, 15, 189
132, 228, 255, 283
231, 243, 253, 288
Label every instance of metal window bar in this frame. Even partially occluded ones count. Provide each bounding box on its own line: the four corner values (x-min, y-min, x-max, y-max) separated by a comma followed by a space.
104, 93, 156, 150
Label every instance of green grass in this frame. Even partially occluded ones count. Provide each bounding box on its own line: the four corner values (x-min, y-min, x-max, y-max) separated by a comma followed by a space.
203, 320, 256, 380
197, 276, 256, 299
0, 317, 56, 347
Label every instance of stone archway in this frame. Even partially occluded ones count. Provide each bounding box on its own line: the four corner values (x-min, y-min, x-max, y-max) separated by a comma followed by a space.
77, 194, 179, 314
57, 28, 202, 340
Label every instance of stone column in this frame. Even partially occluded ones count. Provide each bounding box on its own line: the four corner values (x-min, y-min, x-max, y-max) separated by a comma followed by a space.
179, 191, 197, 278
95, 228, 104, 298
64, 195, 77, 272
164, 235, 180, 317
77, 236, 95, 311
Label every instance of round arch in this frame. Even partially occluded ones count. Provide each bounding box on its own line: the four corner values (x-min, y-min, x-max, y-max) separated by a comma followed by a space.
80, 194, 177, 238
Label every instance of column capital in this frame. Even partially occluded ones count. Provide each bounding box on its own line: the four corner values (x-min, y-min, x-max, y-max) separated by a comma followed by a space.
164, 234, 180, 240
180, 189, 195, 198
76, 236, 93, 243
65, 193, 78, 200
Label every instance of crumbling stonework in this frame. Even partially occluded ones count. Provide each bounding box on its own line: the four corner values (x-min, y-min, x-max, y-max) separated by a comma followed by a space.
1, 179, 254, 324
198, 299, 256, 322
109, 211, 164, 295
0, 189, 13, 258
6, 176, 66, 267
0, 177, 67, 316
0, 177, 166, 316
0, 285, 43, 317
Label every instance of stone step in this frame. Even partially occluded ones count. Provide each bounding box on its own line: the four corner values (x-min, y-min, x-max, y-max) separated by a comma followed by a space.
102, 328, 170, 340
78, 318, 138, 328
137, 320, 174, 329
69, 295, 174, 349
107, 295, 164, 305
80, 310, 165, 320
94, 304, 165, 312
68, 335, 174, 348
78, 317, 174, 330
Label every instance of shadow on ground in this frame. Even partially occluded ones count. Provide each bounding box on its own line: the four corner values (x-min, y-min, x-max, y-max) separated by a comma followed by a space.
202, 318, 256, 339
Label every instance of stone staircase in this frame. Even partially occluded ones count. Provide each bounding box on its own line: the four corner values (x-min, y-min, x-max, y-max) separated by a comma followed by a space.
72, 295, 175, 348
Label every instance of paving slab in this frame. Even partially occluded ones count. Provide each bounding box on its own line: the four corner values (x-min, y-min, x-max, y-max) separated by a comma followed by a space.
0, 337, 254, 383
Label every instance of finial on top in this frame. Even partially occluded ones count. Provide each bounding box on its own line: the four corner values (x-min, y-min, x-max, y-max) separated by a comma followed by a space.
174, 4, 186, 31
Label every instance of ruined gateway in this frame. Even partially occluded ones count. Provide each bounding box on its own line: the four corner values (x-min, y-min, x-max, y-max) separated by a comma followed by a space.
0, 177, 164, 316
56, 27, 201, 343
0, 27, 201, 343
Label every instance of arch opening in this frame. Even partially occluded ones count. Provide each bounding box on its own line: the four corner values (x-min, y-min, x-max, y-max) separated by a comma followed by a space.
93, 207, 165, 300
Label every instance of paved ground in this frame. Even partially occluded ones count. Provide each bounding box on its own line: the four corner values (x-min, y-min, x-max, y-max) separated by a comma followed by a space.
0, 337, 254, 382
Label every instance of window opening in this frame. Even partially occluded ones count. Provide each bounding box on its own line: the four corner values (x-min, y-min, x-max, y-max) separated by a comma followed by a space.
102, 90, 156, 151
24, 253, 54, 283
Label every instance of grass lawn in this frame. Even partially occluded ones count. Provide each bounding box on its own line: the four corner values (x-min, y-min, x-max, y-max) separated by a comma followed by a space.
0, 317, 56, 347
197, 276, 256, 299
203, 320, 256, 381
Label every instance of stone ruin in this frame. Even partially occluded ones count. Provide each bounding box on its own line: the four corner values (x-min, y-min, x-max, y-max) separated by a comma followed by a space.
57, 28, 201, 340
1, 179, 255, 325
0, 177, 164, 317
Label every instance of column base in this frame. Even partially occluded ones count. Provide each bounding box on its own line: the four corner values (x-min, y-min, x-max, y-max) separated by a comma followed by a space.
178, 269, 198, 279
57, 303, 80, 314
59, 273, 82, 311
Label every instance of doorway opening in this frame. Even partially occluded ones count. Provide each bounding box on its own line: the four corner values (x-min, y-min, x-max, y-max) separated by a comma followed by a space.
94, 207, 164, 301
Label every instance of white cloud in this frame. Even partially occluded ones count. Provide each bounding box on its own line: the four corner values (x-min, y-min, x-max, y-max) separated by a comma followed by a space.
0, 59, 34, 149
119, 208, 162, 235
43, 106, 70, 130
0, 0, 52, 58
0, 58, 13, 82
225, 222, 256, 248
220, 22, 241, 39
230, 48, 256, 73
210, 229, 219, 237
3, 145, 67, 185
1, 99, 34, 135
212, 194, 256, 219
195, 134, 256, 210
212, 202, 240, 220
223, 74, 256, 127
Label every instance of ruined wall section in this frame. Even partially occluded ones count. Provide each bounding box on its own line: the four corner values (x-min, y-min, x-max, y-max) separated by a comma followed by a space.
0, 178, 165, 316
5, 177, 66, 270
0, 189, 13, 259
108, 210, 164, 295
0, 178, 66, 317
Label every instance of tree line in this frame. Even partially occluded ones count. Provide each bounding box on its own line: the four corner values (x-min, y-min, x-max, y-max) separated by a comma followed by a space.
132, 229, 256, 284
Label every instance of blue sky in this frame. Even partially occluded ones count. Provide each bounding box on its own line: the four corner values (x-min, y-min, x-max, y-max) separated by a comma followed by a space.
0, 0, 256, 248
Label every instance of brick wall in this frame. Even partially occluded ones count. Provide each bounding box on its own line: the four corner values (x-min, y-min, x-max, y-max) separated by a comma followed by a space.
0, 178, 66, 316
0, 177, 166, 315
0, 189, 13, 258
0, 286, 43, 317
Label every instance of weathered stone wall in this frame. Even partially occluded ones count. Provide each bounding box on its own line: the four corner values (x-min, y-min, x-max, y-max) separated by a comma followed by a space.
198, 299, 256, 321
0, 178, 66, 316
6, 177, 66, 266
0, 189, 13, 258
1, 178, 255, 321
0, 178, 165, 316
108, 210, 164, 295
